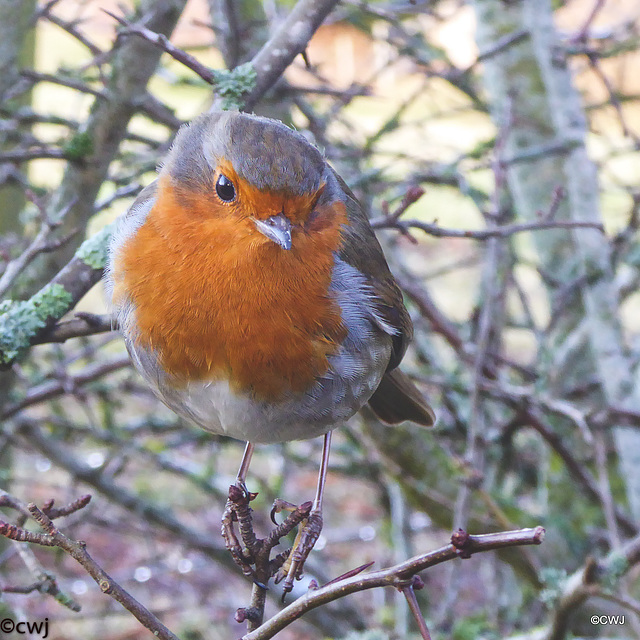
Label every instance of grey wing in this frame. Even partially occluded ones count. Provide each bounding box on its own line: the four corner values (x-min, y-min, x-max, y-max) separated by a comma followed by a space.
332, 170, 413, 370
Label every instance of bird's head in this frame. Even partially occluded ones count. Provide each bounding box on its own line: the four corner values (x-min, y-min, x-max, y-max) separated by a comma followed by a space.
158, 111, 341, 253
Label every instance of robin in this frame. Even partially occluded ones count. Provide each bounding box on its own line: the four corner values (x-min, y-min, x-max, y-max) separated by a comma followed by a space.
105, 110, 435, 592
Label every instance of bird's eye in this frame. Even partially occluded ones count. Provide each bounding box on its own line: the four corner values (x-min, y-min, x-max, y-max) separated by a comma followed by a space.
216, 173, 236, 202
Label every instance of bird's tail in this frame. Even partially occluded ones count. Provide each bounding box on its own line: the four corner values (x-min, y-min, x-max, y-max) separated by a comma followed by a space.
367, 369, 435, 426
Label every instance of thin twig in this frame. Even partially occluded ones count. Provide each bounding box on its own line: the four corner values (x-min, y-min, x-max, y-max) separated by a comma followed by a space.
40, 4, 104, 56
104, 10, 216, 84
370, 216, 605, 239
20, 69, 106, 99
0, 148, 72, 163
402, 578, 432, 640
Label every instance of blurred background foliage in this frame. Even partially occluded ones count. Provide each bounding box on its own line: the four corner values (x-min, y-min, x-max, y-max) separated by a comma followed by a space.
1, 0, 640, 638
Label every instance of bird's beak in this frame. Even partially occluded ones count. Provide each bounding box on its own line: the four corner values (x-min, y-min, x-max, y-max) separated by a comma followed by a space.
253, 214, 292, 250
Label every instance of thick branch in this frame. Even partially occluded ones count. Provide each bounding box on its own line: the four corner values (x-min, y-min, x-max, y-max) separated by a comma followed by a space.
231, 0, 340, 111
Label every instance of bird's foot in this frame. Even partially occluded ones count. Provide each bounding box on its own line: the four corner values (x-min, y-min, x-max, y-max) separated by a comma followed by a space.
221, 484, 325, 599
274, 508, 323, 598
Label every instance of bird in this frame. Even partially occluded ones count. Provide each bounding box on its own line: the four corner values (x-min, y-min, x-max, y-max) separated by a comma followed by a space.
105, 109, 435, 593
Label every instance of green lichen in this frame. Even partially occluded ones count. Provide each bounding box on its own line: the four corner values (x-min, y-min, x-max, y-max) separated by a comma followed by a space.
51, 586, 81, 612
76, 223, 114, 270
0, 283, 72, 364
601, 553, 628, 593
539, 567, 568, 608
212, 63, 257, 111
63, 131, 94, 161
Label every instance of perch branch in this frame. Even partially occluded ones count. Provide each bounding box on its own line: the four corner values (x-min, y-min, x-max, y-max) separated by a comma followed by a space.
242, 526, 545, 640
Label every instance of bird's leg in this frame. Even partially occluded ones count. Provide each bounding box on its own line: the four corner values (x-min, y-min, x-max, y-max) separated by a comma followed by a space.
221, 442, 258, 576
277, 431, 332, 596
235, 441, 255, 490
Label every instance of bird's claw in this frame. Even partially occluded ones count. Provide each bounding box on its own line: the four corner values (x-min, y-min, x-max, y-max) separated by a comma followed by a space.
270, 498, 298, 524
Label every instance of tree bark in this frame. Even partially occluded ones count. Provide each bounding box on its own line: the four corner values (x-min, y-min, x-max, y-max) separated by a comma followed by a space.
473, 0, 640, 521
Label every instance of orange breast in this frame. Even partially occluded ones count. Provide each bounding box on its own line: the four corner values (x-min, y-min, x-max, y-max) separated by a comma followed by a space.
112, 175, 348, 400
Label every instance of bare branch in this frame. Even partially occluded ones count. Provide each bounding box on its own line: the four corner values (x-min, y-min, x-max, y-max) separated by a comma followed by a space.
0, 194, 78, 298
0, 500, 181, 640
39, 2, 104, 57
371, 216, 605, 240
0, 148, 72, 163
20, 69, 106, 99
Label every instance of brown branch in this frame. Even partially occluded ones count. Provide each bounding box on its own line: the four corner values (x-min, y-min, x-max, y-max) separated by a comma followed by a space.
137, 92, 184, 130
397, 273, 535, 381
242, 527, 545, 640
282, 83, 370, 98
1, 580, 49, 595
401, 577, 432, 640
32, 313, 115, 345
41, 494, 92, 520
0, 489, 34, 520
0, 490, 84, 611
585, 51, 636, 140
95, 184, 144, 212
9, 422, 366, 635
571, 0, 608, 44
